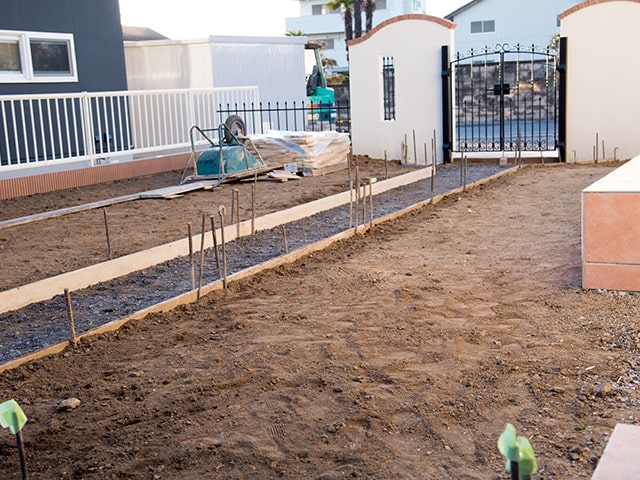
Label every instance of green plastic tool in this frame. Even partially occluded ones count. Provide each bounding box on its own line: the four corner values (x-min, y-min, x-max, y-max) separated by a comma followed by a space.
0, 399, 28, 480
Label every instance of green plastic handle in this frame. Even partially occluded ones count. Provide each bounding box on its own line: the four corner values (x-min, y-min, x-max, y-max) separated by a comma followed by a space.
498, 423, 519, 462
0, 399, 27, 435
516, 436, 538, 477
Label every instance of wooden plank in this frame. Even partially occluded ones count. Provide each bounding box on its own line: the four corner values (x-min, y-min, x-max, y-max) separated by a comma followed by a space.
0, 193, 141, 230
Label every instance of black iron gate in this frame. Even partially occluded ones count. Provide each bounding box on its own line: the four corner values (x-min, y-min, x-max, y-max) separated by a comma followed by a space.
442, 40, 567, 161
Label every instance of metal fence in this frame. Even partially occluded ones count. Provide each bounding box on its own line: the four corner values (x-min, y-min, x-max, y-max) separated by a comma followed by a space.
216, 99, 351, 135
0, 87, 259, 171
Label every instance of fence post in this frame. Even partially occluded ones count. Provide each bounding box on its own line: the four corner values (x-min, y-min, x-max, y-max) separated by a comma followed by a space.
441, 45, 452, 164
80, 91, 96, 166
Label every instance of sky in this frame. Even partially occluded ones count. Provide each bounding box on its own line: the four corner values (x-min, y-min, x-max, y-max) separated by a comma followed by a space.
119, 0, 469, 40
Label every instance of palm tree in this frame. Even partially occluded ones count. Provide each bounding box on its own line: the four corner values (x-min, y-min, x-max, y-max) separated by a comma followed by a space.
364, 0, 376, 33
353, 0, 363, 38
285, 29, 306, 36
327, 0, 354, 44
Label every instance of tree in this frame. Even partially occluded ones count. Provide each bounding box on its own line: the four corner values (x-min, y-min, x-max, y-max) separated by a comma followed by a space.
353, 0, 363, 39
364, 0, 376, 33
327, 0, 354, 46
285, 29, 306, 36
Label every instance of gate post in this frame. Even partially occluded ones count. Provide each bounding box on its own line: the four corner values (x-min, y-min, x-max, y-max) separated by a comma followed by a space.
441, 45, 452, 164
557, 37, 568, 162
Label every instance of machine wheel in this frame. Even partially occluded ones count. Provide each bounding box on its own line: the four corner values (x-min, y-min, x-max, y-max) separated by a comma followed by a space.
224, 115, 246, 143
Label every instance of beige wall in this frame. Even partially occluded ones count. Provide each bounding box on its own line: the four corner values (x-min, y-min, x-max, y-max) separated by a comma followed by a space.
560, 1, 640, 162
348, 15, 455, 164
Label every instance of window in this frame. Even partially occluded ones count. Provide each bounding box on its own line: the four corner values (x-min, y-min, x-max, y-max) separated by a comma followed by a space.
411, 0, 421, 10
312, 3, 337, 15
377, 0, 387, 9
470, 20, 495, 34
0, 30, 77, 83
382, 55, 395, 121
312, 4, 323, 15
319, 38, 334, 50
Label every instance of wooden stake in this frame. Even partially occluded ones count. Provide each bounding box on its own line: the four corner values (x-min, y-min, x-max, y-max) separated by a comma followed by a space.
103, 207, 112, 260
64, 288, 77, 345
197, 214, 206, 299
433, 128, 438, 171
210, 215, 221, 280
349, 179, 354, 229
188, 222, 195, 290
354, 165, 360, 234
412, 129, 418, 165
218, 206, 228, 288
282, 225, 289, 254
362, 182, 367, 230
233, 188, 240, 238
384, 149, 388, 179
251, 183, 256, 235
369, 182, 374, 228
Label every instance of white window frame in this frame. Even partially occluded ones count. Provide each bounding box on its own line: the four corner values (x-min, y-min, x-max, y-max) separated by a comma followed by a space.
0, 30, 78, 83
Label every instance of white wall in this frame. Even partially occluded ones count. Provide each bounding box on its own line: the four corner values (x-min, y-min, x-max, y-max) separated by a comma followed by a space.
449, 0, 580, 54
349, 16, 455, 163
561, 1, 640, 162
124, 36, 306, 105
124, 39, 213, 90
209, 36, 307, 105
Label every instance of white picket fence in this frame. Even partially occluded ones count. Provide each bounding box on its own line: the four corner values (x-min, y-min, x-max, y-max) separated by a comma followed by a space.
0, 86, 259, 171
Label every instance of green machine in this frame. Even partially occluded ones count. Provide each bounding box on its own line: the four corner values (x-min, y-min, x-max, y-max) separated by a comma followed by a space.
180, 116, 271, 185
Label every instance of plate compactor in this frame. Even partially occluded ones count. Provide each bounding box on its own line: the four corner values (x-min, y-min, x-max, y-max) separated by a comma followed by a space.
180, 115, 271, 185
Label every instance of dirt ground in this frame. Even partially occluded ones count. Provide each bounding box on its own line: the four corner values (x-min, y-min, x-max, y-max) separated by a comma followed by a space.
1, 162, 639, 479
0, 158, 408, 291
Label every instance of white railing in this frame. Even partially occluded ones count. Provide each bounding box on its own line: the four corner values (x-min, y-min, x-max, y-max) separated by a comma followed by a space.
0, 86, 259, 171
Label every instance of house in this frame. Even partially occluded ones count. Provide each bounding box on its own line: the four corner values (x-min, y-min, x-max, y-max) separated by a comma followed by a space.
445, 0, 582, 54
285, 0, 426, 68
0, 0, 127, 96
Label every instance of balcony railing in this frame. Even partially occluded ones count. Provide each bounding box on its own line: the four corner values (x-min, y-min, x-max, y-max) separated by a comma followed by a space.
0, 86, 259, 171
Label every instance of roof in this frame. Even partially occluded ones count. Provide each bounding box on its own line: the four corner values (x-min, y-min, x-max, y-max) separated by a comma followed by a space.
121, 26, 170, 41
444, 0, 483, 20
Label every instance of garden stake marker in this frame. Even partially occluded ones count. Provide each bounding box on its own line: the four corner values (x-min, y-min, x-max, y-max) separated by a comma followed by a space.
498, 423, 538, 480
209, 215, 221, 279
64, 288, 77, 345
188, 222, 195, 290
349, 179, 354, 229
218, 206, 228, 288
197, 214, 206, 299
0, 399, 28, 480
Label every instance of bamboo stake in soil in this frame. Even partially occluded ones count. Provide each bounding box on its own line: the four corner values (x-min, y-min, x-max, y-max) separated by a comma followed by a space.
197, 214, 206, 299
349, 179, 354, 229
412, 129, 418, 165
354, 165, 360, 234
209, 215, 221, 279
233, 188, 240, 238
103, 207, 112, 260
188, 222, 195, 290
251, 183, 256, 235
282, 225, 289, 254
218, 206, 228, 289
384, 149, 388, 179
369, 181, 374, 228
64, 288, 77, 346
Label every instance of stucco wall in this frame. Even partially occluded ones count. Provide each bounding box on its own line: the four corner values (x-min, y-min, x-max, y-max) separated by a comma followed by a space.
348, 15, 455, 163
560, 0, 640, 162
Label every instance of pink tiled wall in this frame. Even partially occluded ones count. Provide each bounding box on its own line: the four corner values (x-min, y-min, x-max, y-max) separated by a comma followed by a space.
0, 153, 189, 200
582, 158, 640, 291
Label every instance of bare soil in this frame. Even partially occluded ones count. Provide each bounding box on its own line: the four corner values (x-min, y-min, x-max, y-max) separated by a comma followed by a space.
1, 161, 639, 480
